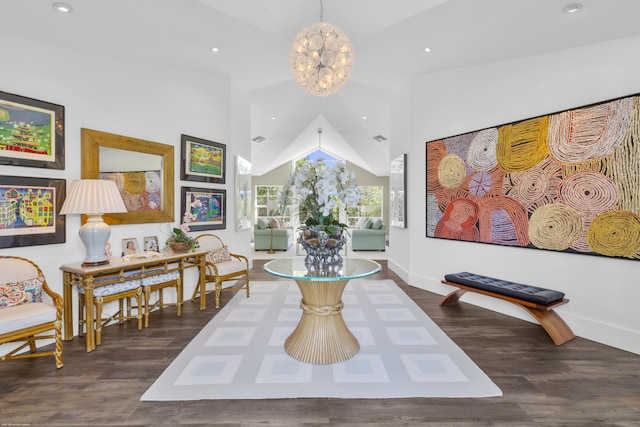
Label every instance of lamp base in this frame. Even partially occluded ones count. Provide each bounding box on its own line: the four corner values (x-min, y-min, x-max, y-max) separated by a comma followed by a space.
82, 259, 110, 267
79, 214, 111, 267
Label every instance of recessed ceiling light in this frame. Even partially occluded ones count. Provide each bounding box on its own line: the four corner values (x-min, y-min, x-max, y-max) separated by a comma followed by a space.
563, 3, 583, 13
53, 2, 73, 13
362, 116, 367, 120
271, 116, 277, 120
210, 46, 220, 53
424, 47, 432, 53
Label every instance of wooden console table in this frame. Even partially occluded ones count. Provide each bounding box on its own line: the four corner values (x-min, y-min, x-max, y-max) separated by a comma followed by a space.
264, 257, 381, 364
60, 249, 207, 352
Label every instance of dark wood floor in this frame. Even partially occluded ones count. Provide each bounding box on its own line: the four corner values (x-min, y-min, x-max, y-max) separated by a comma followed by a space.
1, 260, 639, 426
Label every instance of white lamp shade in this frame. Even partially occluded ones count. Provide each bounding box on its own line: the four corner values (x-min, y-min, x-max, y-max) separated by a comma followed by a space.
60, 179, 126, 266
60, 179, 127, 215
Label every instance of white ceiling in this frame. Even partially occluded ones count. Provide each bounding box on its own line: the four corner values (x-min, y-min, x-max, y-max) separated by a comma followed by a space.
4, 0, 640, 175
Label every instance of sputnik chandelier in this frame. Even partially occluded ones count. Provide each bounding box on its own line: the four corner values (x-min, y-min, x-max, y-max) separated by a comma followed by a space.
289, 0, 354, 96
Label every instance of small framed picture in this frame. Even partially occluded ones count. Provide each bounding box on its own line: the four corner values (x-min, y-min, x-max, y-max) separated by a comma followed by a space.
122, 238, 139, 256
143, 235, 159, 252
180, 134, 226, 184
0, 175, 66, 248
181, 186, 226, 231
0, 90, 65, 170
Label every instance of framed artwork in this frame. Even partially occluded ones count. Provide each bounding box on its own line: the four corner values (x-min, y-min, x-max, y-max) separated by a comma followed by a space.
390, 153, 407, 228
122, 238, 139, 256
0, 91, 65, 169
235, 155, 252, 230
143, 235, 159, 252
180, 134, 226, 184
181, 186, 226, 231
0, 176, 66, 248
426, 92, 640, 261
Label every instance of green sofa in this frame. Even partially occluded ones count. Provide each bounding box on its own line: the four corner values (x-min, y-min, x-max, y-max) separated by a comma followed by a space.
254, 220, 294, 251
350, 218, 386, 251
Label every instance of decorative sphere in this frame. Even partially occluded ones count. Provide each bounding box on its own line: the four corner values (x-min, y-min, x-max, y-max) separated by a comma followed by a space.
290, 21, 353, 97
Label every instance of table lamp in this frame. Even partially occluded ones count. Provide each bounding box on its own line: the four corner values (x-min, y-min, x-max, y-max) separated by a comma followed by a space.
60, 179, 127, 266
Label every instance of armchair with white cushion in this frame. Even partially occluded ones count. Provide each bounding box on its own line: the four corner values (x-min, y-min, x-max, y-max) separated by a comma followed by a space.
192, 234, 250, 309
0, 256, 63, 369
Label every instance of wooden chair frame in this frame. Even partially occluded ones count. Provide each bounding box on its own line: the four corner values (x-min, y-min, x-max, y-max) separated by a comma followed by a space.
142, 272, 182, 328
0, 256, 63, 369
78, 285, 143, 347
191, 233, 250, 309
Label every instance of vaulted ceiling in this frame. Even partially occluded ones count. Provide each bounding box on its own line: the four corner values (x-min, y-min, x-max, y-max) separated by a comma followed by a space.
5, 0, 640, 175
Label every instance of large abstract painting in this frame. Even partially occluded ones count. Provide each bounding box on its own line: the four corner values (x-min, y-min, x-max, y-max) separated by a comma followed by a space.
426, 93, 640, 260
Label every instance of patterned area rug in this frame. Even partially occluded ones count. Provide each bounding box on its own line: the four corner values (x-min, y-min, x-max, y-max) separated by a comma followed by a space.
141, 280, 502, 400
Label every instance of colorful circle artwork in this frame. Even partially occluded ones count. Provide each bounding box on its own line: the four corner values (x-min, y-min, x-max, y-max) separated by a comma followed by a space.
438, 154, 466, 188
468, 171, 493, 196
528, 203, 582, 251
587, 210, 640, 257
497, 116, 549, 172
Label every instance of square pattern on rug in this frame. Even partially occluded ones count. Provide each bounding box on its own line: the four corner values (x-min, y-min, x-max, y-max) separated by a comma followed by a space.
141, 279, 502, 400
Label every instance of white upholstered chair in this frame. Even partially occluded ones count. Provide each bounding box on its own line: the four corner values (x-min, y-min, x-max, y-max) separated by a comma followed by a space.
0, 256, 63, 369
192, 234, 249, 309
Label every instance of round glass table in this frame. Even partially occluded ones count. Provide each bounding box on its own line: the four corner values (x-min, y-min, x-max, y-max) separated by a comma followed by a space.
264, 257, 381, 364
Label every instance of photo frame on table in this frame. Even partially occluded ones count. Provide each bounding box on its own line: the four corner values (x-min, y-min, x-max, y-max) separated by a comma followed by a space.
143, 235, 159, 252
235, 155, 252, 230
181, 186, 226, 231
0, 175, 66, 248
0, 91, 65, 170
390, 153, 407, 228
122, 238, 139, 256
180, 134, 226, 184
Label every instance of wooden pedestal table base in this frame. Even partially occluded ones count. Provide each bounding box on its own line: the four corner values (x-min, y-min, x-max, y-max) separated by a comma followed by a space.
264, 258, 381, 365
285, 279, 359, 364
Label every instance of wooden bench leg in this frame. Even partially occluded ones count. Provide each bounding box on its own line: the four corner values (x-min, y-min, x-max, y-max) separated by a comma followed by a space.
440, 289, 468, 306
440, 285, 575, 346
520, 305, 575, 346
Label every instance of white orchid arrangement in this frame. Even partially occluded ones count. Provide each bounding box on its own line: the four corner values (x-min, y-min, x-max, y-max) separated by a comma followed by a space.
278, 158, 361, 235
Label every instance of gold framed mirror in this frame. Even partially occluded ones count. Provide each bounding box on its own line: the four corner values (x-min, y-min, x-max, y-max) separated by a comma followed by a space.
81, 128, 174, 225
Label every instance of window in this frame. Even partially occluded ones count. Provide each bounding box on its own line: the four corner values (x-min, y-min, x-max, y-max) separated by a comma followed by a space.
346, 186, 383, 227
255, 185, 290, 224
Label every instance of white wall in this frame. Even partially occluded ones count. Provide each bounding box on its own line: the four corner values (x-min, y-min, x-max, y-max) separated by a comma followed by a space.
0, 36, 251, 342
387, 82, 412, 281
392, 35, 640, 355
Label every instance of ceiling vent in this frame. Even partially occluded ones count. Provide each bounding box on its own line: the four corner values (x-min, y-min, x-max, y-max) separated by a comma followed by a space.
372, 135, 388, 142
252, 136, 266, 143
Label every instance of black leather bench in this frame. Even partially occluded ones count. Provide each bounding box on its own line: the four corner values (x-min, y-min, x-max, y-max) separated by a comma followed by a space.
441, 272, 575, 345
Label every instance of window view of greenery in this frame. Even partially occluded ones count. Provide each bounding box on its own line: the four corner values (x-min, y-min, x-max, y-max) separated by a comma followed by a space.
255, 185, 290, 224
346, 186, 383, 227
259, 153, 382, 230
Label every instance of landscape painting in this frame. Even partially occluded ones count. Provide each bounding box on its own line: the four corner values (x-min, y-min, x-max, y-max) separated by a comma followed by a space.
181, 134, 225, 184
0, 91, 65, 169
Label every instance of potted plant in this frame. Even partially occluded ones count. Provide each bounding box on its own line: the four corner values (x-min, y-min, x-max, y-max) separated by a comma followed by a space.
164, 210, 199, 253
